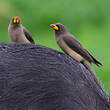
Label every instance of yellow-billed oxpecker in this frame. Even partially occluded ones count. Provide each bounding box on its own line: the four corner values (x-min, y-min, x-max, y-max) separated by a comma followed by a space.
8, 16, 35, 43
50, 23, 102, 81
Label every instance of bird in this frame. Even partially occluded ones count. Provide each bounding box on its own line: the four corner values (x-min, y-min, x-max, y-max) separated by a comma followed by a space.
50, 23, 102, 81
8, 16, 35, 44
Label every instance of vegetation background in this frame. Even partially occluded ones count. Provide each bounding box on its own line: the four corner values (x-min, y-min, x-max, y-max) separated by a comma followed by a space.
0, 0, 110, 92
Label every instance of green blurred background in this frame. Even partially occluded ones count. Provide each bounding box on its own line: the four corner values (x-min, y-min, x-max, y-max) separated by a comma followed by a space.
0, 0, 110, 92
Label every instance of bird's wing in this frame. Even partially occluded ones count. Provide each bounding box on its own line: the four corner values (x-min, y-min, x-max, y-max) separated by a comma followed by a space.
23, 27, 35, 44
62, 35, 102, 66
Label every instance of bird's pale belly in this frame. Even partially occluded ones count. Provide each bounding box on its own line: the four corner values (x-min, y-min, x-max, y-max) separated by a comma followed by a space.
9, 28, 30, 43
16, 35, 30, 43
11, 34, 30, 43
67, 47, 84, 62
57, 39, 84, 62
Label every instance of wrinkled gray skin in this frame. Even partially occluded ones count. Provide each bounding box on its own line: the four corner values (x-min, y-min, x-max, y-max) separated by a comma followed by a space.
8, 17, 35, 44
0, 42, 109, 110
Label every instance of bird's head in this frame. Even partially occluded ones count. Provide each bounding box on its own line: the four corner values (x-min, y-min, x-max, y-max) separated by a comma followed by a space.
50, 23, 67, 36
10, 16, 21, 25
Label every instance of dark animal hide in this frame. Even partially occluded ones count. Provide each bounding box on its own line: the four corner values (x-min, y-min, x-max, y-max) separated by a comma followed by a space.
0, 42, 109, 110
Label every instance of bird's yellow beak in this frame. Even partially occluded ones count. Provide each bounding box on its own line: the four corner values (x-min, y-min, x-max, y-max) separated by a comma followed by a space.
50, 24, 59, 31
13, 17, 19, 24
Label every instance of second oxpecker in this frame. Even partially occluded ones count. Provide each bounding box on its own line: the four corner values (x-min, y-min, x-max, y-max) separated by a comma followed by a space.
8, 16, 35, 44
50, 23, 102, 82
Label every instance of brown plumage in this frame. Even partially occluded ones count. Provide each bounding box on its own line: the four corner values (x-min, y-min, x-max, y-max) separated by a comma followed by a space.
8, 16, 35, 44
50, 23, 102, 82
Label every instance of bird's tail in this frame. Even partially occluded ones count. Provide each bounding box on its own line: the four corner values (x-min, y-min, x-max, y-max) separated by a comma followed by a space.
82, 60, 103, 91
89, 54, 103, 67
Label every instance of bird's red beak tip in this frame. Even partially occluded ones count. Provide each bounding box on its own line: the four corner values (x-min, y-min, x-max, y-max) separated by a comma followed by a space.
50, 24, 55, 28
